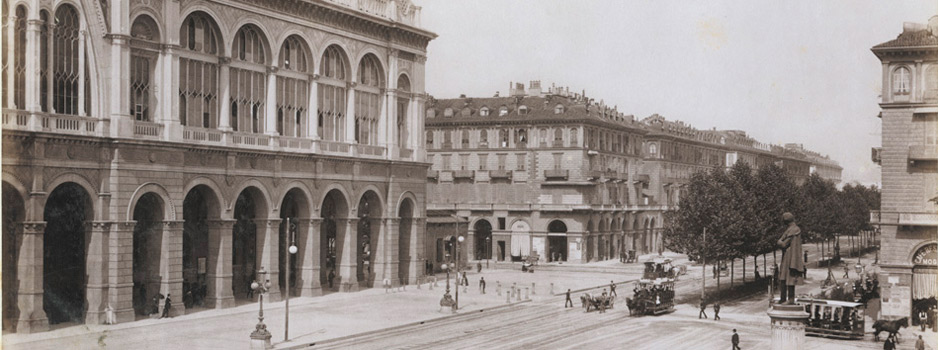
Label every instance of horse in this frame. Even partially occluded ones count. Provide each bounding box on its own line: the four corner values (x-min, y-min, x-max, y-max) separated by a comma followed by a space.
581, 294, 593, 312
873, 317, 908, 342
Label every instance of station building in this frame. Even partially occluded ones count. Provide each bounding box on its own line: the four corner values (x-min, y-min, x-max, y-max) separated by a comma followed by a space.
424, 82, 841, 270
870, 17, 938, 321
0, 0, 435, 333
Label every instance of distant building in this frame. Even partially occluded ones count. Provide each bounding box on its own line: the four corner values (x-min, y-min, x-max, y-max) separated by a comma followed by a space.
870, 16, 938, 321
424, 81, 841, 269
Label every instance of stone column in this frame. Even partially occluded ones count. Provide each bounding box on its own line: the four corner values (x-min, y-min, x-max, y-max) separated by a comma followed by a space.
766, 303, 810, 350
205, 219, 235, 309
412, 217, 426, 282
256, 218, 282, 302
218, 58, 232, 132
85, 221, 112, 324
25, 19, 41, 112
15, 222, 49, 333
264, 66, 279, 136
296, 218, 322, 296
377, 217, 398, 287
337, 218, 359, 292
307, 75, 319, 140
345, 83, 357, 143
107, 221, 134, 324
77, 29, 87, 116
159, 221, 185, 317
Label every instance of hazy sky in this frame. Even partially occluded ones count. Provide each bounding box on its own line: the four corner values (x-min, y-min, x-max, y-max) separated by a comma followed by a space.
417, 1, 938, 186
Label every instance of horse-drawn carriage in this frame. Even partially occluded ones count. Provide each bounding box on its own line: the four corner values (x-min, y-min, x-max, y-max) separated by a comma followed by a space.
641, 259, 683, 281
626, 279, 675, 316
796, 298, 866, 340
580, 292, 615, 312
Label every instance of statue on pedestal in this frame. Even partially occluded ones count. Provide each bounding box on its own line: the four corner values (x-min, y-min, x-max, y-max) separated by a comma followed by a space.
777, 212, 805, 304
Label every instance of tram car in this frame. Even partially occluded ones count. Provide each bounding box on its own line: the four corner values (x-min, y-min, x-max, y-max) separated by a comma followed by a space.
627, 278, 675, 316
795, 298, 866, 340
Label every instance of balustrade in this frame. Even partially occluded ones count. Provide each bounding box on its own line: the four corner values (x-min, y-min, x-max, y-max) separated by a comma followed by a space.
39, 113, 98, 135
133, 121, 163, 138
183, 126, 224, 144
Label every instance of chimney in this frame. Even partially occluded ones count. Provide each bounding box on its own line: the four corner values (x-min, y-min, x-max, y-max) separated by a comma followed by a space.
529, 80, 542, 96
494, 91, 500, 97
903, 22, 926, 33
459, 94, 466, 98
510, 82, 526, 97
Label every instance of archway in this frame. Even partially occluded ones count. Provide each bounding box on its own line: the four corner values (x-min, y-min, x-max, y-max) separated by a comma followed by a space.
132, 193, 165, 318
3, 182, 24, 330
547, 220, 567, 262
278, 188, 309, 297
320, 189, 348, 291
183, 185, 218, 309
232, 187, 268, 301
43, 182, 92, 325
585, 219, 594, 262
398, 198, 415, 284
473, 219, 492, 262
357, 191, 382, 288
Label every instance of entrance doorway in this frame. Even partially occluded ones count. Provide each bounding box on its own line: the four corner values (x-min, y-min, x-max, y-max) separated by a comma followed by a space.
183, 185, 218, 309
320, 190, 348, 292
474, 220, 492, 261
497, 241, 506, 261
43, 183, 92, 325
132, 193, 164, 318
3, 182, 24, 330
232, 188, 266, 301
547, 220, 568, 262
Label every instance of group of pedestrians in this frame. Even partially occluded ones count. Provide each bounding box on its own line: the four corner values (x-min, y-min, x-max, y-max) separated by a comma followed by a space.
698, 299, 721, 321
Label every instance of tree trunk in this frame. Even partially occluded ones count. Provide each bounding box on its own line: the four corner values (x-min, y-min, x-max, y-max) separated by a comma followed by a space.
731, 260, 735, 289
717, 263, 721, 291
763, 254, 767, 278
743, 256, 746, 283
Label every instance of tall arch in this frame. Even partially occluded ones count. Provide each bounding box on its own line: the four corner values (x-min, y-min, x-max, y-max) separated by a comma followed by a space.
317, 44, 350, 141
231, 186, 270, 301
547, 220, 567, 262
2, 181, 25, 330
129, 14, 161, 122
52, 3, 85, 115
320, 188, 349, 291
43, 182, 93, 325
131, 193, 165, 318
183, 184, 224, 309
355, 53, 384, 145
178, 10, 222, 128
275, 35, 312, 138
396, 74, 412, 148
473, 219, 493, 262
356, 190, 383, 288
278, 187, 310, 297
397, 197, 416, 284
230, 23, 270, 134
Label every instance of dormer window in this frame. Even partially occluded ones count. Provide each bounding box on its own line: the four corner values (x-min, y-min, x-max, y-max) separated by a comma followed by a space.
499, 106, 508, 117
427, 109, 436, 118
480, 107, 490, 116
461, 107, 471, 117
893, 66, 911, 95
649, 143, 658, 155
518, 105, 529, 115
554, 104, 565, 114
444, 108, 454, 117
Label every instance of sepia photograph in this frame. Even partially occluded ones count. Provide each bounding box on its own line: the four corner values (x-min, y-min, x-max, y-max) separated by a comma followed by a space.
1, 0, 936, 349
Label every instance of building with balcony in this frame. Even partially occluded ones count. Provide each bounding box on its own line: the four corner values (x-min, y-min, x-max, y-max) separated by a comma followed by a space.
424, 81, 842, 269
870, 16, 938, 321
0, 0, 435, 333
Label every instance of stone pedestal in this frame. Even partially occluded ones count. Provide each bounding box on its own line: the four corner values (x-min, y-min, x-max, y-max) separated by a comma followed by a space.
766, 303, 809, 350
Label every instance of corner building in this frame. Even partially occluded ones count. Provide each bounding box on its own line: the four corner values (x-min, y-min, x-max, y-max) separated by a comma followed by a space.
1, 0, 435, 333
870, 17, 938, 321
424, 82, 841, 270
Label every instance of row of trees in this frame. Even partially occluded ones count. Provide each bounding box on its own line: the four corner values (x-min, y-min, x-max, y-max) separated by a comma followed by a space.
664, 161, 880, 289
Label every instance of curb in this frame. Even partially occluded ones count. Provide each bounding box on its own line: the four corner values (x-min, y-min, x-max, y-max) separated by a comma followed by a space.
274, 299, 533, 349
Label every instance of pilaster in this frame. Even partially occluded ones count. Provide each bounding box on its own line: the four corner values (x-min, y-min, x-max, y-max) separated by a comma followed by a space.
296, 218, 322, 296
206, 219, 236, 309
158, 221, 185, 317
108, 221, 135, 324
15, 222, 49, 333
264, 66, 279, 136
256, 218, 282, 302
337, 217, 359, 292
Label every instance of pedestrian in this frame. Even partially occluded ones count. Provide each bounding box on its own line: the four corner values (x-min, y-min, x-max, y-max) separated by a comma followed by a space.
105, 303, 115, 325
731, 329, 740, 350
919, 309, 929, 331
712, 264, 718, 279
884, 337, 896, 350
383, 277, 392, 293
804, 250, 808, 264
843, 265, 850, 279
160, 293, 172, 318
754, 263, 761, 280
479, 277, 486, 294
462, 272, 469, 287
151, 294, 161, 316
429, 261, 434, 275
915, 335, 925, 350
425, 260, 430, 275
610, 281, 617, 298
328, 269, 336, 289
477, 261, 482, 273
565, 289, 573, 308
713, 303, 721, 320
699, 299, 708, 319
599, 291, 608, 314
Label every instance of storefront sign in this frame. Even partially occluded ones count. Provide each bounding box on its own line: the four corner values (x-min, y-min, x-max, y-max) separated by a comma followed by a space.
913, 243, 937, 266
881, 285, 912, 318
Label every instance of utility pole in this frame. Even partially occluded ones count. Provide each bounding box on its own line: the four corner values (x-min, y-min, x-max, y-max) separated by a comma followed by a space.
701, 227, 706, 302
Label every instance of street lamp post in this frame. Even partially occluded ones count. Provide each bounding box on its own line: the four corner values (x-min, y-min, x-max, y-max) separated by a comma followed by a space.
250, 267, 272, 350
456, 235, 464, 310
486, 236, 491, 268
284, 218, 298, 341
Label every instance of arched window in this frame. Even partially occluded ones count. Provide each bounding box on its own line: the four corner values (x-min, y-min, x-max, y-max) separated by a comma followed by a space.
53, 5, 84, 115
554, 128, 563, 144
38, 10, 49, 111
570, 128, 578, 146
179, 12, 220, 127
539, 128, 547, 146
318, 45, 348, 141
518, 105, 528, 115
480, 106, 490, 117
649, 143, 658, 155
461, 129, 470, 148
425, 130, 433, 148
230, 25, 268, 134
129, 15, 161, 122
397, 74, 411, 148
499, 129, 509, 147
479, 129, 488, 146
498, 106, 508, 117
355, 54, 383, 144
277, 35, 310, 137
6, 5, 27, 109
893, 67, 911, 95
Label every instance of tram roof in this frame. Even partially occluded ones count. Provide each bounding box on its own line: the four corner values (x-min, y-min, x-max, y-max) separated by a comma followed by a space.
795, 298, 864, 307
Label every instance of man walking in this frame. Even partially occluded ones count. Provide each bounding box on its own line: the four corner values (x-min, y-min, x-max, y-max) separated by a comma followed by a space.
919, 309, 929, 331
610, 281, 617, 298
462, 272, 469, 286
843, 265, 850, 279
479, 277, 486, 294
160, 293, 172, 318
699, 299, 708, 319
804, 250, 808, 264
713, 303, 721, 320
778, 212, 805, 304
565, 289, 573, 308
731, 329, 741, 350
599, 291, 608, 314
477, 262, 482, 273
915, 335, 925, 350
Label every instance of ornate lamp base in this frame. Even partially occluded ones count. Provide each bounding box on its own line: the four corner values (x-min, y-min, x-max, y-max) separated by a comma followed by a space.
250, 321, 272, 350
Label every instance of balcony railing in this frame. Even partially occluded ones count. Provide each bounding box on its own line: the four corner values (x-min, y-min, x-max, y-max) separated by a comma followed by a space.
453, 170, 475, 179
909, 145, 938, 161
183, 126, 224, 144
356, 144, 386, 158
133, 121, 163, 138
427, 170, 439, 179
587, 170, 603, 180
899, 212, 938, 226
319, 140, 351, 155
2, 109, 28, 129
40, 113, 98, 136
279, 136, 313, 150
489, 169, 512, 179
544, 169, 569, 180
231, 132, 271, 147
399, 148, 413, 159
